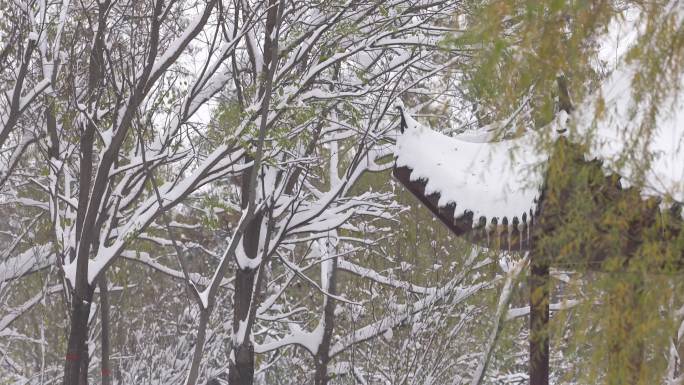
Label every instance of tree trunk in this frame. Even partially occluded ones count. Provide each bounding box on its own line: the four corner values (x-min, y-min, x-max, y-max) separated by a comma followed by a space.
99, 276, 111, 385
228, 0, 281, 382
228, 209, 262, 385
63, 287, 94, 385
185, 308, 211, 385
529, 258, 549, 385
314, 255, 338, 385
229, 341, 256, 385
313, 353, 329, 385
78, 345, 89, 385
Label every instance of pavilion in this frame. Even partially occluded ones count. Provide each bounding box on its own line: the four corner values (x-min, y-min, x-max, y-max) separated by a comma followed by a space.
393, 59, 684, 385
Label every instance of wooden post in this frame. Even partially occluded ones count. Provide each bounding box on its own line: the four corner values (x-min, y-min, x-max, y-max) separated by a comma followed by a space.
529, 255, 549, 385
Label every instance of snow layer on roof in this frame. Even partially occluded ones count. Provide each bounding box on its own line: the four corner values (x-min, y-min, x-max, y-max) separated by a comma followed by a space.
569, 65, 684, 204
567, 4, 684, 204
394, 114, 548, 222
395, 6, 684, 221
396, 61, 684, 224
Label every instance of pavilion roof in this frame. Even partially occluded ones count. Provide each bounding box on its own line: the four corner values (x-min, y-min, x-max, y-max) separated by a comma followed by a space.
394, 58, 684, 238
394, 113, 547, 229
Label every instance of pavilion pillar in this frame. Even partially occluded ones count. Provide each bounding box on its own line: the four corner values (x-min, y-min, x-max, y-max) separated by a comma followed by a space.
529, 254, 550, 385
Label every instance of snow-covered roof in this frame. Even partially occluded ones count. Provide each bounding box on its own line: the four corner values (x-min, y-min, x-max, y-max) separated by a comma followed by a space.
394, 113, 547, 226
394, 60, 684, 237
569, 66, 684, 204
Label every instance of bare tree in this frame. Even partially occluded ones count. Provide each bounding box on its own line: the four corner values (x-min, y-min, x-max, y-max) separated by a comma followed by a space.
0, 0, 479, 384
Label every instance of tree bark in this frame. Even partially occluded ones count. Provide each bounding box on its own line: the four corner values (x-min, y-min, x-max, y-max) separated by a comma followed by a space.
228, 0, 282, 382
228, 153, 262, 385
314, 255, 338, 385
556, 75, 574, 114
63, 287, 94, 385
529, 257, 549, 385
185, 308, 211, 385
99, 276, 111, 385
228, 213, 261, 385
229, 340, 256, 385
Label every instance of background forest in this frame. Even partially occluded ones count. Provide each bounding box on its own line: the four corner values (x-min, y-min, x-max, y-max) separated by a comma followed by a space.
1, 0, 684, 384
